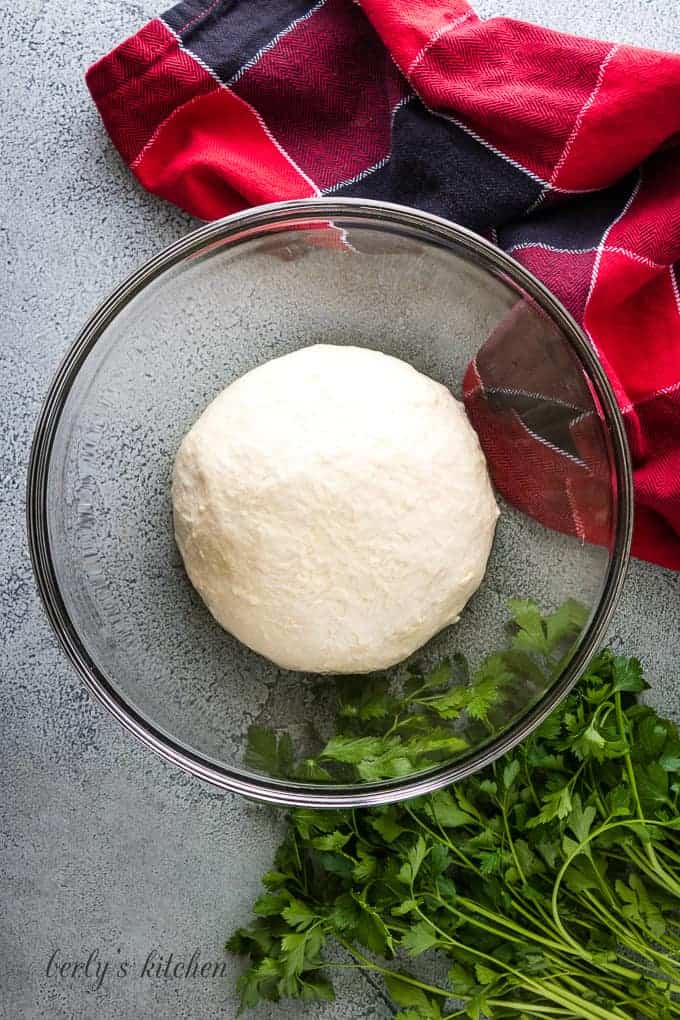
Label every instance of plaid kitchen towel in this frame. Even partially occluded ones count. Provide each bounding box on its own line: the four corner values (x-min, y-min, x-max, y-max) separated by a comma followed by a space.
86, 0, 680, 570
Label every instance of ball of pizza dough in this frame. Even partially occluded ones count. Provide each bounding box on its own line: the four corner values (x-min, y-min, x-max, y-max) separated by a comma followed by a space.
172, 344, 498, 674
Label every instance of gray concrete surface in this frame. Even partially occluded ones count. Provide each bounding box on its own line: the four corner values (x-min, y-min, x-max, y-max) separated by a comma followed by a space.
1, 2, 678, 1018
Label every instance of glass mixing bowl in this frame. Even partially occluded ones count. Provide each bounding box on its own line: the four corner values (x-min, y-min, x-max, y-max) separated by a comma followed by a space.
27, 199, 632, 807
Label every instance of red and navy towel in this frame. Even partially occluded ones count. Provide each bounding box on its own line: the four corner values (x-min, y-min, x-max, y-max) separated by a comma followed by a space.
87, 0, 680, 570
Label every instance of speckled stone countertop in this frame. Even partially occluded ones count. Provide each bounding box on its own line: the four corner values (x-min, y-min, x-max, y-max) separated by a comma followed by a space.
1, 2, 678, 1017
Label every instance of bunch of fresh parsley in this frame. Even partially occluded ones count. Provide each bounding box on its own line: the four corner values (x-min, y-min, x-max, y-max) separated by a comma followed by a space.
229, 603, 680, 1020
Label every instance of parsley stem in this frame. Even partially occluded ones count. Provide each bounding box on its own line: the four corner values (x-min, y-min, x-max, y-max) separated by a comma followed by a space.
290, 831, 307, 896
587, 762, 608, 817
500, 796, 526, 884
485, 1003, 572, 1016
655, 841, 680, 867
334, 938, 450, 999
383, 714, 407, 738
523, 757, 541, 809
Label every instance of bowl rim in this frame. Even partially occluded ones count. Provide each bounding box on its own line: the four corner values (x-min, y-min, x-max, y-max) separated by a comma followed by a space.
27, 197, 633, 807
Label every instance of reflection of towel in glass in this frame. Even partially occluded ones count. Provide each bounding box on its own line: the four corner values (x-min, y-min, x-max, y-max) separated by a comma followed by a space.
86, 0, 680, 568
463, 300, 614, 549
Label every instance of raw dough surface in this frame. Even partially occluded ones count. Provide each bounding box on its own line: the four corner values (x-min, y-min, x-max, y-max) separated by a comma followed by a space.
172, 344, 499, 673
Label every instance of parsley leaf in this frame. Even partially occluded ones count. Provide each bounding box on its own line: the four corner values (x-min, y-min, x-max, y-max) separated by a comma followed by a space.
611, 655, 648, 693
385, 975, 442, 1018
401, 921, 441, 956
508, 597, 549, 654
245, 725, 294, 778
